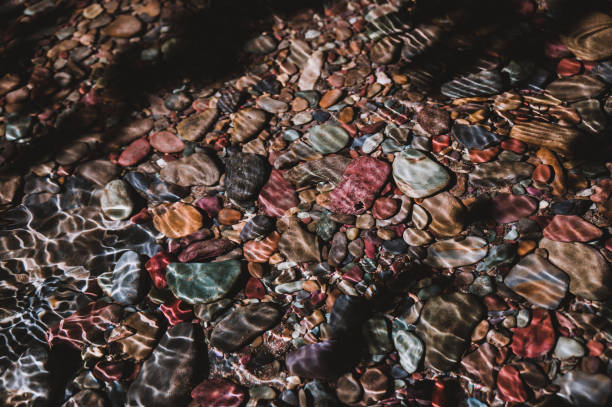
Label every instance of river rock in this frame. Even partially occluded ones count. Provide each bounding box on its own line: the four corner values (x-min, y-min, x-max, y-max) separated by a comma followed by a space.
284, 155, 351, 187
417, 105, 451, 136
231, 108, 267, 143
441, 69, 505, 99
298, 50, 324, 91
166, 260, 242, 304
402, 228, 433, 246
177, 109, 217, 142
543, 215, 603, 242
308, 125, 350, 154
76, 159, 120, 186
258, 169, 298, 217
539, 238, 611, 300
126, 323, 200, 407
329, 156, 390, 215
420, 192, 466, 237
452, 124, 503, 150
101, 179, 134, 220
370, 36, 400, 64
244, 232, 280, 263
240, 215, 275, 241
149, 131, 185, 153
560, 12, 612, 61
469, 161, 533, 188
256, 96, 288, 114
393, 149, 449, 198
392, 329, 423, 373
555, 371, 612, 407
511, 308, 555, 358
504, 253, 569, 309
509, 121, 582, 157
286, 340, 355, 379
178, 239, 235, 263
461, 343, 499, 389
118, 138, 150, 167
151, 202, 203, 239
490, 193, 538, 223
416, 293, 484, 371
102, 15, 142, 38
225, 153, 269, 205
111, 251, 148, 305
191, 378, 246, 407
210, 303, 281, 352
424, 237, 488, 268
554, 337, 585, 360
0, 347, 51, 407
117, 312, 161, 361
497, 365, 528, 403
160, 152, 220, 187
278, 220, 321, 263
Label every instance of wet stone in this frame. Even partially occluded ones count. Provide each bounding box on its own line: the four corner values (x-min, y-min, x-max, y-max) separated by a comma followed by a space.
177, 109, 217, 142
504, 253, 569, 309
164, 93, 191, 111
511, 308, 556, 358
210, 303, 281, 352
231, 108, 267, 143
469, 161, 533, 188
192, 378, 245, 407
452, 124, 503, 150
151, 202, 203, 239
336, 373, 362, 404
102, 15, 142, 38
244, 34, 277, 54
111, 251, 148, 305
0, 347, 51, 407
555, 371, 612, 407
393, 149, 450, 198
284, 155, 351, 187
178, 239, 235, 262
393, 328, 423, 373
225, 153, 269, 205
509, 121, 582, 157
363, 315, 392, 355
308, 125, 350, 155
166, 260, 242, 304
417, 105, 451, 136
118, 138, 151, 167
420, 192, 466, 237
425, 237, 488, 269
101, 179, 134, 220
554, 337, 585, 360
278, 220, 321, 263
497, 365, 528, 403
441, 70, 505, 99
543, 215, 603, 242
546, 74, 606, 103
461, 343, 499, 389
258, 169, 298, 217
490, 193, 538, 224
240, 215, 275, 241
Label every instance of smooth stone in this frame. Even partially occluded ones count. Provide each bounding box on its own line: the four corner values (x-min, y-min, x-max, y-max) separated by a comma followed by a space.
160, 152, 220, 187
284, 156, 351, 187
336, 373, 362, 404
393, 149, 449, 198
0, 174, 22, 204
273, 140, 322, 169
217, 209, 242, 225
402, 228, 433, 246
424, 237, 488, 268
258, 169, 298, 217
497, 365, 528, 403
285, 340, 355, 379
415, 293, 484, 371
469, 275, 494, 297
308, 125, 349, 155
370, 36, 400, 64
441, 69, 505, 98
539, 238, 611, 300
361, 133, 384, 154
118, 138, 151, 167
240, 215, 275, 241
469, 161, 533, 188
363, 315, 393, 355
510, 308, 555, 358
417, 105, 451, 136
177, 109, 217, 141
477, 243, 516, 271
126, 323, 200, 407
461, 343, 499, 389
543, 215, 602, 242
298, 50, 324, 91
231, 108, 267, 143
225, 153, 269, 205
166, 260, 242, 304
504, 253, 569, 309
392, 329, 423, 374
320, 89, 343, 109
5, 114, 32, 141
191, 378, 245, 407
420, 192, 466, 237
329, 156, 390, 215
554, 337, 585, 360
372, 197, 399, 220
533, 164, 553, 183
111, 251, 148, 305
546, 74, 606, 102
490, 193, 538, 224
556, 371, 612, 407
509, 121, 582, 157
210, 303, 280, 352
124, 171, 189, 202
411, 204, 429, 229
244, 34, 277, 54
149, 131, 185, 153
244, 232, 279, 263
452, 124, 503, 150
101, 179, 133, 220
102, 15, 142, 38
561, 12, 612, 61
117, 312, 162, 361
573, 99, 606, 133
329, 232, 348, 267
111, 118, 154, 147
151, 202, 203, 239
256, 96, 288, 114
165, 93, 191, 111
360, 367, 389, 402
278, 220, 321, 263
329, 295, 368, 338
178, 239, 235, 262
55, 141, 89, 165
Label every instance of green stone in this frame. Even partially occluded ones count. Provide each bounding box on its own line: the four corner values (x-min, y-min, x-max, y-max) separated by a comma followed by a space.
308, 125, 349, 154
393, 149, 450, 198
166, 260, 242, 304
316, 214, 337, 241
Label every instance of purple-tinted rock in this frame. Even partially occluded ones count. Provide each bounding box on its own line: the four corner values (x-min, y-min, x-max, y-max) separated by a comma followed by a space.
258, 169, 298, 217
490, 193, 539, 223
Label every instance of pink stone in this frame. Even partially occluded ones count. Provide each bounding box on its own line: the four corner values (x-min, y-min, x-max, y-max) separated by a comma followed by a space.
501, 138, 526, 154
432, 134, 450, 153
532, 164, 553, 183
329, 157, 390, 215
511, 309, 555, 358
118, 137, 150, 166
557, 58, 582, 77
195, 196, 222, 218
497, 365, 528, 403
149, 131, 185, 153
191, 378, 245, 407
468, 147, 499, 163
258, 169, 298, 217
372, 197, 399, 219
543, 215, 603, 242
490, 193, 538, 223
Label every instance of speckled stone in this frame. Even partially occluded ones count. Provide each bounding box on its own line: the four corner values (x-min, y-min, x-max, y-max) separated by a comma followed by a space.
101, 179, 134, 220
393, 149, 449, 198
425, 237, 488, 268
543, 215, 603, 242
210, 303, 281, 352
308, 125, 350, 154
166, 260, 242, 304
160, 152, 220, 187
504, 253, 569, 309
417, 105, 451, 136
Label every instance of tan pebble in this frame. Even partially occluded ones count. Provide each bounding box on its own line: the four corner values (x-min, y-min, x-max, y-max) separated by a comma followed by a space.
346, 227, 359, 240
377, 228, 396, 240
486, 329, 510, 347
356, 214, 375, 229
292, 97, 309, 112
248, 262, 265, 278
471, 320, 489, 342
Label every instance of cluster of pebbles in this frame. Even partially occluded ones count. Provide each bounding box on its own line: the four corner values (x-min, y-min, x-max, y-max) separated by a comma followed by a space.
1, 0, 612, 406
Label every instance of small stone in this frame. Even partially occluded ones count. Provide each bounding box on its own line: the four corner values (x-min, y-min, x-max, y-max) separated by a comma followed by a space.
101, 179, 133, 220
102, 15, 142, 38
452, 124, 503, 150
425, 237, 488, 269
149, 131, 185, 153
370, 37, 400, 64
554, 337, 585, 360
118, 138, 150, 167
319, 89, 343, 109
420, 192, 466, 237
160, 152, 220, 187
178, 239, 235, 263
244, 232, 280, 263
372, 197, 399, 220
278, 219, 321, 263
217, 208, 242, 225
393, 149, 450, 198
336, 374, 362, 404
225, 153, 269, 205
191, 378, 245, 407
417, 106, 451, 136
177, 109, 217, 141
240, 215, 275, 241
543, 215, 603, 242
360, 367, 389, 402
151, 202, 203, 239
258, 169, 298, 217
402, 228, 433, 246
298, 51, 324, 91
392, 328, 423, 373
533, 164, 553, 183
166, 260, 242, 304
308, 125, 349, 155
497, 365, 528, 403
362, 315, 393, 355
256, 96, 288, 114
165, 93, 191, 111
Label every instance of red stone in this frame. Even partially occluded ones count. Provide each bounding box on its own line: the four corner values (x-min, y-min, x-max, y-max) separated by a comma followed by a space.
149, 131, 185, 153
130, 208, 151, 224
511, 309, 555, 358
557, 58, 582, 77
191, 378, 245, 407
342, 265, 364, 283
587, 340, 604, 357
532, 164, 553, 183
360, 121, 386, 134
195, 196, 222, 218
145, 252, 171, 289
160, 299, 193, 325
93, 360, 130, 382
497, 365, 528, 403
258, 169, 298, 217
245, 277, 265, 299
543, 215, 603, 242
118, 137, 151, 166
591, 179, 612, 204
501, 138, 526, 154
329, 157, 390, 215
468, 146, 499, 163
432, 134, 450, 153
372, 197, 399, 219
490, 193, 538, 224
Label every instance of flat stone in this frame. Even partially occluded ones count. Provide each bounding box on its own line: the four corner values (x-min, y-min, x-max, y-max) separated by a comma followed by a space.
149, 131, 185, 153
330, 157, 390, 215
102, 15, 142, 38
461, 343, 499, 389
308, 125, 349, 154
469, 161, 533, 188
420, 192, 466, 237
151, 202, 203, 239
177, 109, 217, 142
511, 308, 555, 358
490, 193, 538, 224
504, 253, 569, 309
284, 155, 351, 187
533, 164, 553, 183
178, 239, 235, 262
101, 179, 134, 220
160, 152, 220, 187
244, 232, 280, 263
546, 74, 606, 102
191, 379, 245, 407
402, 228, 433, 246
258, 169, 298, 217
117, 312, 161, 361
240, 215, 275, 241
362, 315, 393, 355
417, 105, 451, 136
256, 96, 288, 114
336, 374, 362, 404
319, 89, 343, 109
555, 371, 612, 407
298, 50, 324, 91
372, 197, 399, 220
225, 153, 269, 205
166, 260, 242, 304
118, 138, 150, 167
393, 149, 449, 198
441, 69, 505, 99
210, 303, 281, 352
278, 219, 321, 263
452, 124, 503, 150
126, 323, 200, 407
392, 328, 423, 373
554, 337, 585, 360
509, 121, 582, 157
561, 12, 612, 61
285, 340, 355, 379
231, 108, 267, 143
415, 292, 484, 371
424, 237, 488, 269
497, 365, 528, 403
111, 251, 147, 305
543, 215, 603, 242
540, 238, 611, 300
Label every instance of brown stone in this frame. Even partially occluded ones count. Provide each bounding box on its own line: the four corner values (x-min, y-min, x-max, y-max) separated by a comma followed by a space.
217, 209, 242, 225
151, 202, 203, 239
420, 192, 466, 237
